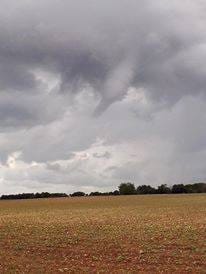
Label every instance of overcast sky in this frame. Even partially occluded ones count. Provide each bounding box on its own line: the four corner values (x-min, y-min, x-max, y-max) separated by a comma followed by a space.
0, 0, 206, 194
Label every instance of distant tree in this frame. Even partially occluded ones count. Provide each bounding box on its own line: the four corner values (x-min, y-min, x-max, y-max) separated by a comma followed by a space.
0, 192, 68, 200
118, 183, 136, 195
40, 192, 50, 198
184, 184, 195, 193
113, 190, 120, 195
1, 182, 205, 201
172, 184, 187, 194
89, 190, 120, 196
136, 185, 156, 195
193, 183, 206, 193
156, 184, 171, 194
89, 192, 102, 196
70, 191, 85, 197
184, 183, 206, 193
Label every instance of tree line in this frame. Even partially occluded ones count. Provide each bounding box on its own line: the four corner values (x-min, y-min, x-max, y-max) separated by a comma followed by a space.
71, 182, 206, 196
118, 182, 206, 195
0, 192, 68, 200
0, 182, 205, 200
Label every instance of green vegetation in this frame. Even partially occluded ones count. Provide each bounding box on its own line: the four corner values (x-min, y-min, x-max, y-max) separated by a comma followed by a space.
1, 183, 206, 200
0, 192, 68, 200
118, 182, 136, 195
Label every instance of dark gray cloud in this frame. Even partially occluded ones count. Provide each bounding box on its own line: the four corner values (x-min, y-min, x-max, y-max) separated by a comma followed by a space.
0, 0, 206, 193
0, 0, 206, 127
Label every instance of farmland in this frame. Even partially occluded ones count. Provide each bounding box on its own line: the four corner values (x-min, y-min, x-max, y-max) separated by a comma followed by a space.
0, 195, 205, 273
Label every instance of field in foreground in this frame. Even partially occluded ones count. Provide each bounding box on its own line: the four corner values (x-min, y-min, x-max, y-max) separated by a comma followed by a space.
0, 195, 205, 273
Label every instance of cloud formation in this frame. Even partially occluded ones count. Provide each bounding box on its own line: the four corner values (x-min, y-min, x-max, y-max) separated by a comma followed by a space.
0, 0, 206, 193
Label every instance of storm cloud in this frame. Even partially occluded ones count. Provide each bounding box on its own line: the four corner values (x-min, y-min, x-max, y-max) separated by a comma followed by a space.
0, 0, 206, 193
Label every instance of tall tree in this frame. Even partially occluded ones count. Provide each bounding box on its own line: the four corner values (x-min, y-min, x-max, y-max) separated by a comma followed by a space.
118, 183, 136, 195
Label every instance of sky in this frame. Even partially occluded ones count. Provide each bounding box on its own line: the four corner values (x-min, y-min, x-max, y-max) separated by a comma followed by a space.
1, 0, 206, 194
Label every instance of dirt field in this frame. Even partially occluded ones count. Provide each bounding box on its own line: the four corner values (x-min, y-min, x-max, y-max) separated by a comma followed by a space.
0, 194, 205, 273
